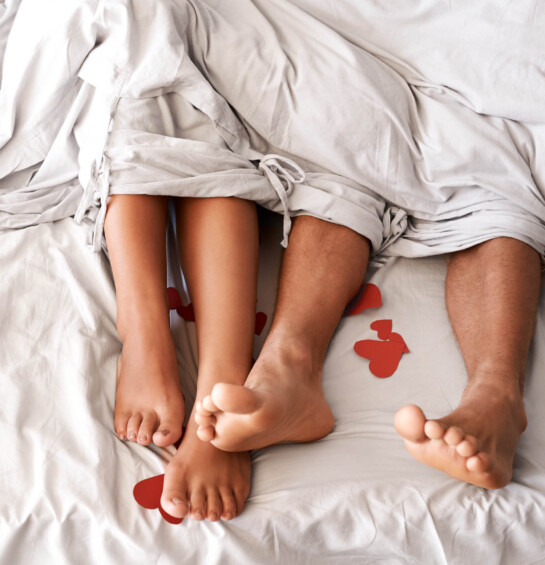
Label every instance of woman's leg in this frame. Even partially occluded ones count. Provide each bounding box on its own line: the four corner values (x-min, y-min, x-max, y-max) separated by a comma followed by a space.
104, 195, 185, 447
161, 197, 258, 521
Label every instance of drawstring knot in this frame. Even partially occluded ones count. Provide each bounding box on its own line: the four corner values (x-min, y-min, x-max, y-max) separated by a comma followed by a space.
259, 154, 306, 247
74, 157, 111, 252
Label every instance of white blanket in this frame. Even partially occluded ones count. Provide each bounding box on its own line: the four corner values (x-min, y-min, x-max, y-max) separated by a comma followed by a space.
1, 0, 545, 256
1, 214, 545, 563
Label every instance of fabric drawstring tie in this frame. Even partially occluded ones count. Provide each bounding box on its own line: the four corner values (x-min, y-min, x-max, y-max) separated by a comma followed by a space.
74, 156, 111, 252
259, 154, 306, 247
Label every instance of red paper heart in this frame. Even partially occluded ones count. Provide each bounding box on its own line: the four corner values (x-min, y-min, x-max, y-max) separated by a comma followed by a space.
354, 339, 405, 378
347, 283, 382, 316
167, 287, 182, 310
176, 303, 195, 322
370, 319, 393, 341
133, 474, 183, 525
254, 312, 267, 336
389, 332, 410, 353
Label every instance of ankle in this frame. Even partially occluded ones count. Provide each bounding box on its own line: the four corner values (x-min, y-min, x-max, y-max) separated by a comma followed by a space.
467, 365, 526, 398
259, 332, 321, 379
117, 308, 171, 344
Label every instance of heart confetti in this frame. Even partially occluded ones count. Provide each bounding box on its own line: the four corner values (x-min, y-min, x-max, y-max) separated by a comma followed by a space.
370, 319, 393, 341
133, 474, 183, 525
354, 339, 406, 378
345, 283, 382, 316
167, 287, 182, 310
354, 320, 409, 378
254, 312, 268, 336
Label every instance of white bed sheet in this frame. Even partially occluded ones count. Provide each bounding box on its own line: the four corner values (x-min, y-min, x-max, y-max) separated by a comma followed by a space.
1, 212, 545, 564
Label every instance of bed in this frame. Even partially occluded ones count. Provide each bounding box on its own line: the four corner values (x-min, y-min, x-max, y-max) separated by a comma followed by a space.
2, 210, 545, 564
0, 0, 545, 565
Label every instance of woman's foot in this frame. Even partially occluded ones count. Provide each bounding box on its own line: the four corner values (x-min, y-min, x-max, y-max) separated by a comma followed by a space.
394, 378, 527, 489
161, 421, 251, 521
114, 320, 185, 447
194, 341, 335, 452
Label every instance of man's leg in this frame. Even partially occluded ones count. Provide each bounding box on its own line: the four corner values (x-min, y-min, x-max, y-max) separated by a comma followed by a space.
395, 237, 540, 488
195, 216, 370, 451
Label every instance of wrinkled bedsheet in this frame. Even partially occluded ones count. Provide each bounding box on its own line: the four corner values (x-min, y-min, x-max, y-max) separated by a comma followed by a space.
1, 214, 545, 564
1, 0, 545, 256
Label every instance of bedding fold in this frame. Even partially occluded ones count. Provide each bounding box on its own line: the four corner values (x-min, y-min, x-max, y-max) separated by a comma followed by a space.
0, 0, 544, 258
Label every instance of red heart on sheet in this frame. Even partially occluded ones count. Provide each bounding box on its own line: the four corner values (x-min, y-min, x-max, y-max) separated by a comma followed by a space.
354, 339, 405, 378
177, 303, 196, 322
133, 474, 183, 525
347, 283, 382, 316
167, 287, 182, 310
370, 319, 392, 341
389, 332, 410, 353
254, 312, 268, 336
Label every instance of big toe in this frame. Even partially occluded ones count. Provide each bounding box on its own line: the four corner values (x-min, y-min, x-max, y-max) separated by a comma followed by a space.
394, 404, 427, 442
211, 383, 260, 414
153, 419, 183, 447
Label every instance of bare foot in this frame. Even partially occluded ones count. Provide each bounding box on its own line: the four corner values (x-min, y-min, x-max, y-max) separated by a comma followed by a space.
394, 380, 527, 489
114, 322, 185, 447
194, 343, 335, 452
161, 421, 251, 521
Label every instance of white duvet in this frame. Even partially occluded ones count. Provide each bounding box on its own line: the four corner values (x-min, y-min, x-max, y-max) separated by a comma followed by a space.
1, 0, 545, 256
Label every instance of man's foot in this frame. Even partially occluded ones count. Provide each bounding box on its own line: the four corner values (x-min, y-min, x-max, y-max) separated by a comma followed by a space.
194, 341, 335, 452
394, 379, 527, 489
161, 423, 251, 521
114, 322, 185, 447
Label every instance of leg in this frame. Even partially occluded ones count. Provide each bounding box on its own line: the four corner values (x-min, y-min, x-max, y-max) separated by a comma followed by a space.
395, 237, 540, 488
196, 216, 370, 451
105, 195, 185, 447
161, 197, 258, 521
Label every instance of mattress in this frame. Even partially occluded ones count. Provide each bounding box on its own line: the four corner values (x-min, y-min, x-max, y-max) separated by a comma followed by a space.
1, 211, 545, 564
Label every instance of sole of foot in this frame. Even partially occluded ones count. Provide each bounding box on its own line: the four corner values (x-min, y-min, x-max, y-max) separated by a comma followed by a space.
394, 400, 526, 489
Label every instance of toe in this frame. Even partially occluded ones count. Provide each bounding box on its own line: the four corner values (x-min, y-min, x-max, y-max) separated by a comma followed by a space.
202, 395, 218, 413
153, 419, 183, 447
161, 473, 190, 519
234, 485, 249, 516
424, 420, 447, 440
206, 489, 222, 522
456, 437, 479, 458
466, 452, 490, 474
196, 425, 216, 442
443, 426, 464, 446
190, 489, 207, 521
137, 414, 157, 445
219, 487, 237, 520
195, 400, 212, 417
162, 493, 190, 519
194, 411, 216, 428
394, 404, 427, 442
127, 413, 143, 442
114, 410, 131, 441
211, 383, 259, 414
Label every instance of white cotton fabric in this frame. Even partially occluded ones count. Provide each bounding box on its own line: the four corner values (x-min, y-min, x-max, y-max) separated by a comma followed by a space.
1, 215, 545, 564
1, 0, 544, 257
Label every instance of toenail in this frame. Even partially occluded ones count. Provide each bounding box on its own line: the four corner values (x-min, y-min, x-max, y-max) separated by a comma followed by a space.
139, 435, 147, 442
209, 512, 219, 521
223, 512, 233, 520
157, 429, 170, 437
118, 432, 126, 440
172, 498, 184, 506
129, 432, 136, 440
193, 511, 204, 520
